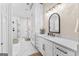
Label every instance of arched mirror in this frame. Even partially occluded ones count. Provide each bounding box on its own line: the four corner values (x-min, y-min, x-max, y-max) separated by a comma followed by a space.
49, 13, 60, 35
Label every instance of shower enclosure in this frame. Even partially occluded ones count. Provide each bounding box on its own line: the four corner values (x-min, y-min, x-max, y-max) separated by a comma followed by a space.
11, 3, 32, 56
0, 3, 43, 56
0, 3, 32, 56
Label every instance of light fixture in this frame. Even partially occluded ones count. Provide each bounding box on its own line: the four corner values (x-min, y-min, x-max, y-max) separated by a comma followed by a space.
46, 3, 61, 13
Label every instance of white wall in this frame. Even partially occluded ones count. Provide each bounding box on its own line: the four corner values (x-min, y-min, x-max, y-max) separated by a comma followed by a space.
31, 3, 44, 34
30, 3, 44, 45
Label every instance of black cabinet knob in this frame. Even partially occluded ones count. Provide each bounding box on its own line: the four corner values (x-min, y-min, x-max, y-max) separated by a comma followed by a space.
1, 43, 3, 45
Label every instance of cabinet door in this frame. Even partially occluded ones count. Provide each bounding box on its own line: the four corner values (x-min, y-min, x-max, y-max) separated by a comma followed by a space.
40, 38, 45, 55
36, 36, 46, 55
36, 36, 43, 52
40, 38, 54, 56
36, 36, 55, 56
44, 40, 53, 56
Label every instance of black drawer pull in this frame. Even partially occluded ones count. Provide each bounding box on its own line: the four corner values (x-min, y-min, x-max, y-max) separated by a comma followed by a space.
56, 47, 67, 54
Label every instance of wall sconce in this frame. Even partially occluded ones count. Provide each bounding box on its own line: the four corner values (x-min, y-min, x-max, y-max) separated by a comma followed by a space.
75, 19, 79, 32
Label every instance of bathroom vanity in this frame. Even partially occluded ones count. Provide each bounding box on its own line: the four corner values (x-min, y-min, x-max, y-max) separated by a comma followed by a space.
35, 34, 79, 56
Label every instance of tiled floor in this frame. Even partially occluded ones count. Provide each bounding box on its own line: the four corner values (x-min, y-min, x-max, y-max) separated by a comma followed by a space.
12, 38, 38, 56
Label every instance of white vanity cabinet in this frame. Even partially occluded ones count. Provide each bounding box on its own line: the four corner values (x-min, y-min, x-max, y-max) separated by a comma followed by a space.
43, 39, 54, 56
36, 34, 78, 56
31, 3, 44, 47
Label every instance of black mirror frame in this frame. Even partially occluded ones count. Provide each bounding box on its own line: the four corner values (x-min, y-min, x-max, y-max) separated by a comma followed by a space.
49, 13, 60, 34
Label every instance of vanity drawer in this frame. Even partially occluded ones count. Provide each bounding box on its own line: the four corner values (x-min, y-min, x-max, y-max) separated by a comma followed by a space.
55, 44, 75, 56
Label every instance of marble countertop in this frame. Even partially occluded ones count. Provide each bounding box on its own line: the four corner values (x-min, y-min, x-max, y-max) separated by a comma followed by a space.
37, 34, 79, 51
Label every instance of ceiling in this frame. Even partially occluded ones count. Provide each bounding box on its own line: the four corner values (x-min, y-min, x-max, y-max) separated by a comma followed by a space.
43, 3, 59, 12
12, 3, 32, 17
11, 3, 59, 17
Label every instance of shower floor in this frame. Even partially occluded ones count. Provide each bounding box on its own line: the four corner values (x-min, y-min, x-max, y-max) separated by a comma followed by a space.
12, 38, 38, 56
